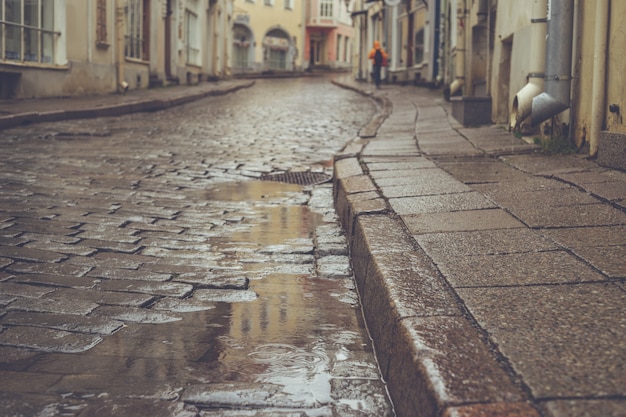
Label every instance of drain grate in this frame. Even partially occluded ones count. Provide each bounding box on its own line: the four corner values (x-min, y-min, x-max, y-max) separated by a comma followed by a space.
259, 171, 332, 186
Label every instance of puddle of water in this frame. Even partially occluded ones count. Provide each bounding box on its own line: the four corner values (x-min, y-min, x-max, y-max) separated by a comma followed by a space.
17, 180, 392, 415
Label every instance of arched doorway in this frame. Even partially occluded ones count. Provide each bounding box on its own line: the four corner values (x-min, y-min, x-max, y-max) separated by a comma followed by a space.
264, 28, 291, 70
233, 23, 254, 73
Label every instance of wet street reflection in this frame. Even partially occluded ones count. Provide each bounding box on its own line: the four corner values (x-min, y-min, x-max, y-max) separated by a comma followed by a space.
12, 180, 392, 416
0, 78, 392, 416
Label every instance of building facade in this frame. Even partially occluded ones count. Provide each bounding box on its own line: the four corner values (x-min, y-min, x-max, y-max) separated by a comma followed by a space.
232, 0, 305, 74
305, 0, 353, 71
349, 0, 625, 163
0, 0, 233, 99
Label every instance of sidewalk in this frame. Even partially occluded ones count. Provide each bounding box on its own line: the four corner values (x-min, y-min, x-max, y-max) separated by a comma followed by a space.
0, 79, 255, 130
331, 76, 626, 417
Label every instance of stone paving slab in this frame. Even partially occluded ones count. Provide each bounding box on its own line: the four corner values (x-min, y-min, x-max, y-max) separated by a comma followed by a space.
456, 284, 626, 399
1, 311, 123, 335
436, 250, 607, 287
388, 192, 496, 215
436, 159, 534, 183
542, 225, 626, 247
403, 208, 525, 234
0, 326, 103, 353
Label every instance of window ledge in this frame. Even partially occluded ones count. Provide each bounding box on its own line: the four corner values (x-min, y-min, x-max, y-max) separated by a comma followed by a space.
0, 60, 69, 71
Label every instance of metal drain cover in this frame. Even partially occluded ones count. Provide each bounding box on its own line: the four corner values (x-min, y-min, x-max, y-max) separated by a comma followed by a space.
260, 172, 332, 186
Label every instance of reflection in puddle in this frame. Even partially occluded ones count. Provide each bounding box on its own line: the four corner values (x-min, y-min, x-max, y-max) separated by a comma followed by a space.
22, 180, 392, 415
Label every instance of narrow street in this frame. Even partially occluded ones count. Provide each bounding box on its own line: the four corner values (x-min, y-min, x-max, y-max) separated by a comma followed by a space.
0, 77, 394, 416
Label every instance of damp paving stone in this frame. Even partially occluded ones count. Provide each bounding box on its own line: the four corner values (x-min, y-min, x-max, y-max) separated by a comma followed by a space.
1, 311, 123, 335
9, 274, 100, 289
192, 289, 258, 303
0, 293, 17, 306
20, 232, 81, 244
542, 225, 626, 247
90, 306, 182, 324
182, 382, 321, 409
68, 252, 156, 269
151, 298, 217, 313
389, 192, 497, 215
317, 256, 353, 279
330, 378, 394, 417
509, 202, 626, 228
6, 261, 92, 277
270, 253, 315, 264
316, 242, 348, 257
415, 228, 559, 260
0, 246, 68, 263
24, 241, 97, 256
403, 208, 525, 234
174, 274, 249, 290
436, 160, 531, 183
0, 282, 56, 298
0, 326, 102, 353
87, 267, 172, 282
74, 229, 142, 244
260, 244, 314, 255
257, 263, 316, 276
437, 251, 607, 287
456, 284, 626, 398
51, 288, 156, 307
8, 297, 99, 315
568, 245, 626, 278
95, 279, 194, 298
80, 238, 142, 253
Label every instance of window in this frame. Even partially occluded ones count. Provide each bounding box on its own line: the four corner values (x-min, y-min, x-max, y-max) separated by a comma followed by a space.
284, 0, 292, 9
265, 29, 288, 70
414, 28, 424, 64
268, 48, 286, 69
96, 0, 107, 46
1, 0, 57, 63
233, 24, 251, 70
320, 0, 332, 17
263, 0, 273, 6
336, 35, 341, 63
185, 9, 200, 65
125, 0, 149, 60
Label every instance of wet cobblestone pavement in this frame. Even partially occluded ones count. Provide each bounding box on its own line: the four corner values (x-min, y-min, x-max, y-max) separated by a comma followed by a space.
0, 78, 394, 416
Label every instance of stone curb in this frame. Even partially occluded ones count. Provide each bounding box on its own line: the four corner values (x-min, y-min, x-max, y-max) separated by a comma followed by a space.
0, 80, 255, 131
331, 79, 392, 138
332, 81, 542, 417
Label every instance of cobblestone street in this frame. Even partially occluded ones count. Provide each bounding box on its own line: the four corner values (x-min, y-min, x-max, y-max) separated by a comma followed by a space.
0, 77, 394, 416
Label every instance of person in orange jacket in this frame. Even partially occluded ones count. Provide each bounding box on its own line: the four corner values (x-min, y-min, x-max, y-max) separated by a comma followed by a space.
368, 40, 388, 89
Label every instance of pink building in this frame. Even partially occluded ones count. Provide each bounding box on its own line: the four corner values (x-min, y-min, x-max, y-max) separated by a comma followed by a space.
305, 0, 353, 70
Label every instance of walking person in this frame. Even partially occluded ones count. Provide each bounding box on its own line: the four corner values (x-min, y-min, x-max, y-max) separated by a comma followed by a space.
368, 40, 388, 89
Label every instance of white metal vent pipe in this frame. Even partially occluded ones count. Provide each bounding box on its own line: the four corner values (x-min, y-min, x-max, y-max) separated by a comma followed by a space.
530, 0, 575, 127
510, 0, 547, 129
449, 0, 466, 96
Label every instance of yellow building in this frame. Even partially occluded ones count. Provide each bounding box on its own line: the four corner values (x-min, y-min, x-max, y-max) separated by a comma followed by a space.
232, 0, 305, 73
0, 0, 233, 99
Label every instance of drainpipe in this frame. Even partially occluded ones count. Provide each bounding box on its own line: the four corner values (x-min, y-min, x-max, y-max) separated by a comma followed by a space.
449, 0, 466, 96
510, 0, 547, 128
115, 0, 128, 92
589, 0, 609, 156
530, 0, 574, 127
